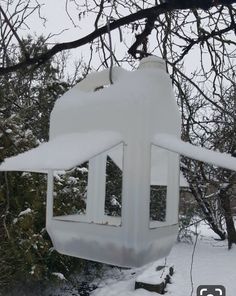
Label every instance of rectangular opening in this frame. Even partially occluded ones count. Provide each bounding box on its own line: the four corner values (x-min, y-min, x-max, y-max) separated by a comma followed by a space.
104, 143, 124, 225
150, 185, 167, 222
53, 162, 88, 219
51, 143, 124, 226
105, 156, 122, 217
149, 145, 168, 227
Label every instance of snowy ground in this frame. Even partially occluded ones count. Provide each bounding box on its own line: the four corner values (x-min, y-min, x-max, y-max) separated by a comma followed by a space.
46, 222, 236, 296
91, 244, 236, 296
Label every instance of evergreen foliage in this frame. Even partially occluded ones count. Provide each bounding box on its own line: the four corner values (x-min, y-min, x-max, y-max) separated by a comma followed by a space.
0, 36, 85, 290
53, 166, 88, 217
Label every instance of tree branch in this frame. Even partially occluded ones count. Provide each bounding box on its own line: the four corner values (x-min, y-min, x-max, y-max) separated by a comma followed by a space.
0, 0, 235, 75
0, 4, 29, 60
174, 21, 236, 65
128, 15, 156, 58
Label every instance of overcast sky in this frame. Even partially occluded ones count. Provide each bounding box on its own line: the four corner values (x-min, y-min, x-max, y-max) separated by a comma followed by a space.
17, 1, 209, 76
20, 1, 131, 72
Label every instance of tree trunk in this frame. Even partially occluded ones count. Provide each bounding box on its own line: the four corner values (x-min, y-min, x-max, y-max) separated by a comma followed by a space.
190, 184, 226, 240
219, 189, 236, 249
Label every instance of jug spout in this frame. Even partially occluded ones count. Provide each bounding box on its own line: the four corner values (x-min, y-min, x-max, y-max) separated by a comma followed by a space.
139, 56, 166, 71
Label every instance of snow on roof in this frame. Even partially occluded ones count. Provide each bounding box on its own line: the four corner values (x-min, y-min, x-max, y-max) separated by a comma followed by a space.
49, 59, 178, 141
52, 67, 129, 112
77, 67, 128, 92
153, 133, 236, 171
0, 131, 122, 172
50, 64, 170, 118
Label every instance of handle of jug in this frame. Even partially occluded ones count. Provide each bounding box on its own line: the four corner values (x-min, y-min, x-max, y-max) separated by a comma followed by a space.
77, 67, 126, 92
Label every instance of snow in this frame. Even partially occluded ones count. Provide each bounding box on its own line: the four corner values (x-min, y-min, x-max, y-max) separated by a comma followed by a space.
166, 238, 236, 296
90, 222, 236, 296
49, 57, 175, 144
53, 59, 164, 110
153, 133, 236, 172
136, 263, 171, 285
18, 208, 32, 217
110, 195, 121, 207
51, 67, 128, 113
75, 67, 127, 93
5, 129, 12, 134
52, 272, 67, 281
0, 131, 122, 172
11, 221, 233, 296
30, 265, 36, 275
13, 218, 18, 224
93, 283, 157, 296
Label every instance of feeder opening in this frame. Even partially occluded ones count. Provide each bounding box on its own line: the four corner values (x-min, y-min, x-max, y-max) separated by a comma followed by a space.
149, 145, 168, 228
50, 142, 124, 226
105, 146, 123, 217
150, 185, 167, 222
53, 161, 88, 218
104, 143, 124, 224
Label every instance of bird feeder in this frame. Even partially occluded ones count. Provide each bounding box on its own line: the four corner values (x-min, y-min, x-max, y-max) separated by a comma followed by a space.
1, 56, 236, 267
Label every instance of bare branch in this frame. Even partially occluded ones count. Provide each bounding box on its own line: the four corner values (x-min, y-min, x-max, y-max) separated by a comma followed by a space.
173, 22, 236, 65
0, 4, 29, 59
1, 0, 236, 75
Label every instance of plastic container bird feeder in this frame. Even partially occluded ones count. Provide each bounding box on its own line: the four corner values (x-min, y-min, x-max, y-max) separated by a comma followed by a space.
1, 56, 236, 267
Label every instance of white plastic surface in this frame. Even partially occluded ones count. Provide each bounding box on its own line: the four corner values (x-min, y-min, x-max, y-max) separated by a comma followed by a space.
150, 146, 188, 186
49, 58, 180, 140
47, 56, 181, 267
0, 131, 122, 172
109, 144, 188, 186
153, 133, 236, 171
0, 56, 182, 267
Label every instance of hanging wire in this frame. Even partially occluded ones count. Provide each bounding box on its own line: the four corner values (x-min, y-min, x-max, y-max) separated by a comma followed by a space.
190, 223, 199, 296
106, 1, 114, 85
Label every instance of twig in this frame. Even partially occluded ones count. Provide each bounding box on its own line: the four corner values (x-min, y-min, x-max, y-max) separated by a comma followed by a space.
65, 0, 77, 28
3, 172, 10, 239
0, 4, 29, 59
107, 1, 114, 84
0, 0, 236, 74
190, 224, 199, 296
